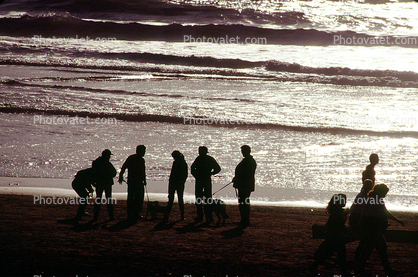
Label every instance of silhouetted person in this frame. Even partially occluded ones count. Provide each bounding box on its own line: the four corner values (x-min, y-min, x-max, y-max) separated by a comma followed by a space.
163, 150, 188, 223
72, 168, 95, 223
349, 179, 375, 233
356, 184, 404, 276
191, 146, 221, 223
232, 145, 257, 227
92, 149, 117, 221
362, 153, 379, 184
119, 145, 147, 223
349, 179, 375, 264
309, 194, 349, 276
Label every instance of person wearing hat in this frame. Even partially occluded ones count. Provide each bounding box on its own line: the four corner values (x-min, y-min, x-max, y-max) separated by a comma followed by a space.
191, 146, 221, 223
92, 149, 117, 221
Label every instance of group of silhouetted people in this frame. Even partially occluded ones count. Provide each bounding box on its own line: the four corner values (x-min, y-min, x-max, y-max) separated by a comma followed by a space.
309, 153, 405, 277
72, 145, 257, 227
71, 148, 407, 275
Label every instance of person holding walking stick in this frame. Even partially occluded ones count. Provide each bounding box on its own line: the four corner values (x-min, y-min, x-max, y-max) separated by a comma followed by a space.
233, 145, 257, 227
119, 145, 147, 223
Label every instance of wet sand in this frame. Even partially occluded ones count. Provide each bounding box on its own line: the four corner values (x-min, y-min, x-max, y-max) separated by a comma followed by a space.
1, 194, 417, 277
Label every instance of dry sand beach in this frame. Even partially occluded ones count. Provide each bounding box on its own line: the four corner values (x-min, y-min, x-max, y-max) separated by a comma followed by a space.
1, 194, 417, 277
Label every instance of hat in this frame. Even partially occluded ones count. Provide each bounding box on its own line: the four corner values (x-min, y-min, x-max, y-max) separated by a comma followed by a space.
102, 149, 112, 157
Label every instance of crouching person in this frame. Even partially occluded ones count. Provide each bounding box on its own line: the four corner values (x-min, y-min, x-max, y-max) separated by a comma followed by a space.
72, 168, 95, 223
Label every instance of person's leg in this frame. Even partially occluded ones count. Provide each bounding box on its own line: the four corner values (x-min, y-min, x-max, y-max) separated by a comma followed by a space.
178, 183, 185, 220
195, 181, 204, 220
164, 184, 175, 222
310, 240, 334, 272
127, 185, 134, 220
138, 184, 145, 214
76, 196, 89, 221
243, 191, 251, 225
336, 243, 348, 274
355, 237, 366, 265
238, 189, 251, 225
375, 233, 392, 275
73, 181, 89, 221
357, 236, 376, 275
238, 190, 244, 224
104, 184, 114, 220
94, 186, 104, 220
203, 181, 213, 222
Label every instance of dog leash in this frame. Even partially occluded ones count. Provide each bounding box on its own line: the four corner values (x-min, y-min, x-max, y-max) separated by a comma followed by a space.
212, 181, 233, 196
122, 179, 150, 202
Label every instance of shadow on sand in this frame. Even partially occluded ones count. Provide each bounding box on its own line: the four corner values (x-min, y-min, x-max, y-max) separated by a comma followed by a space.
221, 226, 245, 239
57, 218, 111, 232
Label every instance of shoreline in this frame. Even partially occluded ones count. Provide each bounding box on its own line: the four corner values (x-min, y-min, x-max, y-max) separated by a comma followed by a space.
1, 194, 417, 277
2, 176, 418, 212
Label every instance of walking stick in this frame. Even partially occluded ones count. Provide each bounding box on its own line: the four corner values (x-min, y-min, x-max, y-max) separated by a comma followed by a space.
145, 183, 150, 202
123, 179, 149, 202
212, 181, 233, 196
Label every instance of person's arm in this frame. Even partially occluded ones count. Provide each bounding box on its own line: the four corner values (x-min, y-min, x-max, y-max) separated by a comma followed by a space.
384, 207, 404, 226
181, 162, 188, 184
344, 208, 351, 216
87, 184, 94, 193
191, 159, 197, 178
119, 158, 128, 184
110, 163, 117, 178
211, 158, 221, 175
142, 158, 146, 186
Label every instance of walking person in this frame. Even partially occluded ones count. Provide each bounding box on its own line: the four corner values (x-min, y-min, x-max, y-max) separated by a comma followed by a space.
309, 194, 349, 276
232, 145, 257, 227
163, 150, 188, 223
348, 179, 374, 264
119, 145, 147, 223
191, 146, 221, 223
92, 149, 117, 221
362, 153, 379, 184
356, 184, 404, 277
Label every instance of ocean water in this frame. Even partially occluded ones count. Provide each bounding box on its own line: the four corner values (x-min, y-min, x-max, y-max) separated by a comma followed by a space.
1, 0, 418, 210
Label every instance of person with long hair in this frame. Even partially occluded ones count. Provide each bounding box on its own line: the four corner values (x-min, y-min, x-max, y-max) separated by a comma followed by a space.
309, 194, 349, 276
163, 150, 188, 223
